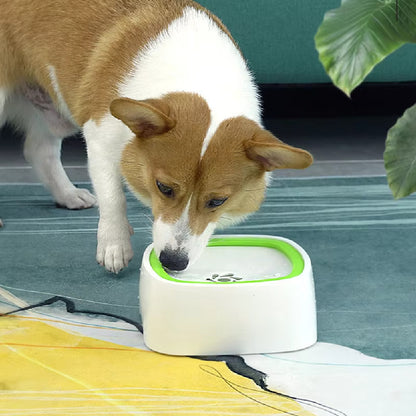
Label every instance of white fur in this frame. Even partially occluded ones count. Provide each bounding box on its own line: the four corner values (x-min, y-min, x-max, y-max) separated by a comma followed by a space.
152, 197, 193, 257
153, 204, 216, 269
152, 195, 231, 268
119, 7, 262, 156
152, 195, 248, 268
83, 116, 134, 273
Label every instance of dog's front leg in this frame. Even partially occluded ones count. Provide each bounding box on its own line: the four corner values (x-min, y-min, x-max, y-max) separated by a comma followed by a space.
83, 118, 133, 274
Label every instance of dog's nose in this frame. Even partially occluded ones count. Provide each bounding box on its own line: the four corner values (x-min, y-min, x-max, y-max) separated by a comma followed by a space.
159, 249, 189, 271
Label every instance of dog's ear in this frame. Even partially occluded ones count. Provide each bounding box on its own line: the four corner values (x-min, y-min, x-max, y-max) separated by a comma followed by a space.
110, 97, 176, 138
245, 129, 313, 171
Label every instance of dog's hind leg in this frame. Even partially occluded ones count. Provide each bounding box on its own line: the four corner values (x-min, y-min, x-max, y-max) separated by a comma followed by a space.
11, 92, 96, 209
24, 128, 96, 210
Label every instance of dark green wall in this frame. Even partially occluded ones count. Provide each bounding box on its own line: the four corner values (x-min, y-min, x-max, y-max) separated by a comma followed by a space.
197, 0, 416, 84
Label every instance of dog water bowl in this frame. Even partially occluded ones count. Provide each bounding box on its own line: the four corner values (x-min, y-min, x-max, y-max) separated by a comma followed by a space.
139, 235, 317, 356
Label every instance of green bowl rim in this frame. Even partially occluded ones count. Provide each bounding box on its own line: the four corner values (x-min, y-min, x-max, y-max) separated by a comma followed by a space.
148, 236, 305, 284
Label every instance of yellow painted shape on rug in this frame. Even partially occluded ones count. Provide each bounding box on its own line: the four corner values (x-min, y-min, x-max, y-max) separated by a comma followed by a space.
0, 316, 316, 415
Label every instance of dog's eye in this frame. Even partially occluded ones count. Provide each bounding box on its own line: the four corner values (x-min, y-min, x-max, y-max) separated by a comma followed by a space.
206, 197, 228, 209
156, 180, 174, 198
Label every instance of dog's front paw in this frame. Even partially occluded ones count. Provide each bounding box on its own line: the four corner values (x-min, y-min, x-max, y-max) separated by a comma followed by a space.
56, 188, 97, 210
96, 223, 133, 274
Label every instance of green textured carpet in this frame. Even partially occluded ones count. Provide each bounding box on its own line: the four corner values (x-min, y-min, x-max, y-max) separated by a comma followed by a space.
1, 176, 415, 360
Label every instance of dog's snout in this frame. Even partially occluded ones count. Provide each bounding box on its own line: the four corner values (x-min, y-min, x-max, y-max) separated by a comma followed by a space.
159, 249, 189, 272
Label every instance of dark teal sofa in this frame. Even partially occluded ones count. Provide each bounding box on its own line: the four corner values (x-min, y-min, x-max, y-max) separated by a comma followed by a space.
198, 0, 416, 85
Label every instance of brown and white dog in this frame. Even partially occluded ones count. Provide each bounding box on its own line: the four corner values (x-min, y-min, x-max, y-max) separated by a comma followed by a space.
0, 0, 312, 273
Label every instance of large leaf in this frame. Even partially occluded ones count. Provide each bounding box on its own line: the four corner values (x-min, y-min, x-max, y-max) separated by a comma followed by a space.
384, 103, 416, 199
315, 0, 416, 96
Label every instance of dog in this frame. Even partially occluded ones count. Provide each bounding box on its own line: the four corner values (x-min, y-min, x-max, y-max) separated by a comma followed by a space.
0, 0, 313, 273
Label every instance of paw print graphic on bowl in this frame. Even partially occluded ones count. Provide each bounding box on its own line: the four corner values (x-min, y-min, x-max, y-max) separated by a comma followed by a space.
206, 273, 243, 283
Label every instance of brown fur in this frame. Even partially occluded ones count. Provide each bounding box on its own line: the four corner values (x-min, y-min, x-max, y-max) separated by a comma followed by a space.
120, 93, 211, 221
0, 0, 230, 124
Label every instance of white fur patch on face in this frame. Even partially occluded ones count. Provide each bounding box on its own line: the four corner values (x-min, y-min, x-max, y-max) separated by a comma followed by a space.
152, 198, 216, 268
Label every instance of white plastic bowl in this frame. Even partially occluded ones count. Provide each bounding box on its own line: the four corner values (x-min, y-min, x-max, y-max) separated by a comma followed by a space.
139, 235, 317, 356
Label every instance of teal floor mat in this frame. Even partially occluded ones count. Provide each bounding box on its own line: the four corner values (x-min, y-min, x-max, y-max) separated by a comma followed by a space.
1, 176, 415, 360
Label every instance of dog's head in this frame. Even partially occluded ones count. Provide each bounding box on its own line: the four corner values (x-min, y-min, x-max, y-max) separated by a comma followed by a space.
110, 93, 312, 271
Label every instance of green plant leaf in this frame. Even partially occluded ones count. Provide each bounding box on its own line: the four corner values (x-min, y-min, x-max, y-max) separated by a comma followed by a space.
315, 0, 416, 96
384, 103, 416, 199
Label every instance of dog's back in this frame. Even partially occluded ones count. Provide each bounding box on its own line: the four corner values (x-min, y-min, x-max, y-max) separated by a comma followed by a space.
0, 0, 228, 124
